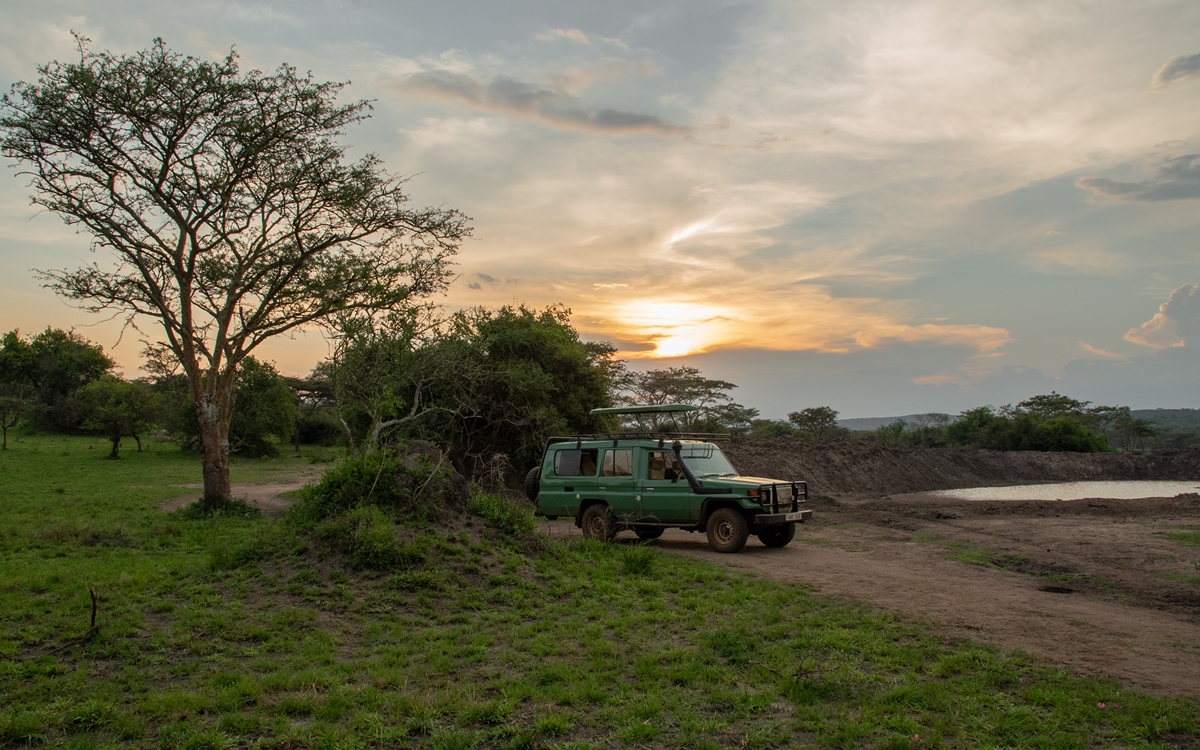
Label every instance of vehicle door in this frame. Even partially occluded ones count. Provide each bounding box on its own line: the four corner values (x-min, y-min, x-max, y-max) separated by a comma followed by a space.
637, 449, 698, 523
596, 447, 637, 523
538, 447, 599, 517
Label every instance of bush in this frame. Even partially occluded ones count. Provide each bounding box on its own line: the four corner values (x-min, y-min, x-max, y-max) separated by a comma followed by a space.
467, 490, 536, 535
292, 446, 464, 526
317, 506, 427, 571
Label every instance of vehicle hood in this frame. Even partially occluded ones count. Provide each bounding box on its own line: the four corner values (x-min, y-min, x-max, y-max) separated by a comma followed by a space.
697, 475, 789, 490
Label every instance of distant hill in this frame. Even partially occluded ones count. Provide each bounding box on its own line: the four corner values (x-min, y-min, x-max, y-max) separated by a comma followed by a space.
840, 408, 1200, 446
1133, 409, 1200, 449
1132, 408, 1200, 429
839, 414, 953, 432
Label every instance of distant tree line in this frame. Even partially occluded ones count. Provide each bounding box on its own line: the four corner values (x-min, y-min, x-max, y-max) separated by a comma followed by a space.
742, 393, 1172, 453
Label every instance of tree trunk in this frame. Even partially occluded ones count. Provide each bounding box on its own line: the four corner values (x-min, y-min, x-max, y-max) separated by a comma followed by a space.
196, 389, 233, 509
108, 433, 121, 459
134, 433, 143, 452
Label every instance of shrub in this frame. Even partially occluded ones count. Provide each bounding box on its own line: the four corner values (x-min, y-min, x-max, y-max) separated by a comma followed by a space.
317, 506, 427, 570
292, 446, 463, 526
467, 490, 536, 535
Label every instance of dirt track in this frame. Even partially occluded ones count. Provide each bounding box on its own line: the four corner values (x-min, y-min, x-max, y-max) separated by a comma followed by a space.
542, 492, 1200, 698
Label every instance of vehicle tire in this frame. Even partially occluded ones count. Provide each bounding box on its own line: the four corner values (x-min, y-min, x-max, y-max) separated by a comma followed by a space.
524, 466, 541, 502
757, 522, 796, 548
706, 508, 749, 553
635, 527, 663, 541
581, 504, 616, 541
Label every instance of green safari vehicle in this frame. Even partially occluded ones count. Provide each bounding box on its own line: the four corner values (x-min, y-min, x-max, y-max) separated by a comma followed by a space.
524, 405, 813, 553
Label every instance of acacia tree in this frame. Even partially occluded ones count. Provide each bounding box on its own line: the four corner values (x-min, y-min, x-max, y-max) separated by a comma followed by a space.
75, 375, 158, 458
1, 38, 470, 507
787, 406, 842, 439
616, 366, 744, 431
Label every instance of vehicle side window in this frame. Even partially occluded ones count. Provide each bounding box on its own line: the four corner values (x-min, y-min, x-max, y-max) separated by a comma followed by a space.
645, 451, 680, 480
554, 449, 598, 477
602, 449, 633, 477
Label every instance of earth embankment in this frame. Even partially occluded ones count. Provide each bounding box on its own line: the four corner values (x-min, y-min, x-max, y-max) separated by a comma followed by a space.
722, 437, 1200, 495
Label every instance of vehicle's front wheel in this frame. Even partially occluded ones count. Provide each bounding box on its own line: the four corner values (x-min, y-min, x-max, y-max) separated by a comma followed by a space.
706, 508, 749, 553
757, 522, 796, 548
581, 504, 616, 541
635, 527, 663, 541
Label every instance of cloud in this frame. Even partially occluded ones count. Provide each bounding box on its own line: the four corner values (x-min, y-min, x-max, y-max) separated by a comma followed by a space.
1125, 283, 1200, 348
537, 28, 590, 45
1152, 52, 1200, 88
579, 285, 1010, 360
548, 58, 659, 97
397, 70, 686, 136
467, 282, 482, 290
1078, 341, 1125, 359
1076, 154, 1200, 201
476, 273, 497, 283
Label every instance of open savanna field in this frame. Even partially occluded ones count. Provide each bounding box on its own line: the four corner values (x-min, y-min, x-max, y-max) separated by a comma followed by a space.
2, 432, 1198, 749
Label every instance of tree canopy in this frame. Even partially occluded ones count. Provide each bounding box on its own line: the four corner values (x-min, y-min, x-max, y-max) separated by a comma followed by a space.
1, 38, 470, 506
615, 366, 755, 432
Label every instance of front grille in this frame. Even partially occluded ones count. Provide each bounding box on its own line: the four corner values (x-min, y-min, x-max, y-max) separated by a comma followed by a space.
758, 481, 807, 512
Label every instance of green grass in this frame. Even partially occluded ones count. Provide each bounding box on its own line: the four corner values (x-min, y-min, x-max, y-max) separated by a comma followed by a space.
1167, 525, 1200, 548
1, 431, 1197, 749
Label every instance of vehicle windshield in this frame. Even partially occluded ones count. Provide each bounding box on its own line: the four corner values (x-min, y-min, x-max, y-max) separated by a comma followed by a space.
678, 444, 738, 477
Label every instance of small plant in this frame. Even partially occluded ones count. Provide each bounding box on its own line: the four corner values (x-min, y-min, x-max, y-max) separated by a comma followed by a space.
467, 490, 536, 536
620, 544, 660, 576
318, 505, 427, 570
175, 498, 262, 520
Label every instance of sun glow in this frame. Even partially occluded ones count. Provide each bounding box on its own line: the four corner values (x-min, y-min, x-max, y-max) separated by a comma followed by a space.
612, 300, 738, 358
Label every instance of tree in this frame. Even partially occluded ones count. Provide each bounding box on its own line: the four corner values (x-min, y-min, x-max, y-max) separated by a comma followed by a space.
438, 305, 616, 471
321, 306, 451, 455
75, 376, 159, 457
787, 406, 842, 439
0, 331, 37, 448
152, 356, 297, 457
1014, 392, 1090, 420
0, 328, 113, 431
1, 39, 470, 507
321, 305, 618, 474
284, 372, 339, 450
227, 358, 296, 457
616, 366, 748, 431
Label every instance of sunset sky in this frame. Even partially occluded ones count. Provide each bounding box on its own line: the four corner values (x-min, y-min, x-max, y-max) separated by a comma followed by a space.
2, 1, 1199, 418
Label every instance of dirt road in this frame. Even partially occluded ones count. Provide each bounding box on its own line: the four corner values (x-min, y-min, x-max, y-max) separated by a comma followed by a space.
543, 493, 1200, 698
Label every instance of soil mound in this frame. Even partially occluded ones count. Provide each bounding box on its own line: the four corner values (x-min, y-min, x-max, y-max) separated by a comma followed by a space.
722, 437, 1200, 495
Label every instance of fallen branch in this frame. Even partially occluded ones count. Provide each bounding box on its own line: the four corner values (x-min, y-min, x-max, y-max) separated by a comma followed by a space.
50, 587, 98, 653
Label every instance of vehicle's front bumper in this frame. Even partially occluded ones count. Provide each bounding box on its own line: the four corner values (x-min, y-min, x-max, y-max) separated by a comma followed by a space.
754, 509, 813, 524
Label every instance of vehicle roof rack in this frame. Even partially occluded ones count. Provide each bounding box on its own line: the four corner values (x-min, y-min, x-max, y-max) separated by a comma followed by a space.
546, 432, 728, 444
589, 404, 699, 416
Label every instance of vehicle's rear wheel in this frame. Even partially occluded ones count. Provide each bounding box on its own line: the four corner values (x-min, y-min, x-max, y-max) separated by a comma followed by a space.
524, 466, 541, 501
635, 527, 663, 541
757, 522, 796, 548
581, 504, 616, 541
706, 508, 749, 553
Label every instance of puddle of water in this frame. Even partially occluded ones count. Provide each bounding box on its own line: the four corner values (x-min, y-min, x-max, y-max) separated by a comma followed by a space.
912, 480, 1200, 502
